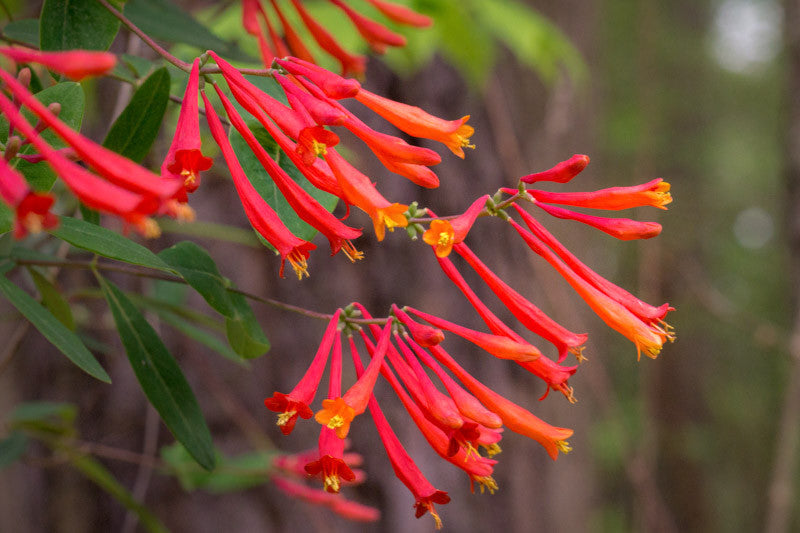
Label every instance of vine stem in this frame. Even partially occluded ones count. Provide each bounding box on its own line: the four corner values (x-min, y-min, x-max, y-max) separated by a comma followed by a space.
97, 0, 275, 77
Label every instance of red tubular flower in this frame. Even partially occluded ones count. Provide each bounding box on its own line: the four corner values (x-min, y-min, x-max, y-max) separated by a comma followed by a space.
315, 322, 392, 439
453, 243, 588, 361
0, 157, 57, 238
428, 343, 573, 460
258, 1, 290, 58
269, 0, 316, 63
529, 178, 672, 210
520, 154, 590, 184
513, 204, 672, 325
289, 0, 366, 77
508, 216, 674, 359
354, 88, 474, 158
305, 333, 356, 493
422, 197, 487, 258
364, 0, 433, 27
348, 336, 450, 529
535, 201, 662, 240
343, 116, 442, 167
329, 0, 406, 54
161, 58, 212, 197
329, 498, 381, 522
202, 91, 315, 278
325, 148, 408, 241
0, 46, 116, 81
212, 83, 363, 259
264, 310, 340, 433
0, 93, 160, 236
272, 476, 380, 522
277, 57, 361, 100
0, 68, 183, 205
275, 73, 348, 127
373, 151, 440, 188
406, 307, 543, 364
392, 305, 444, 347
296, 126, 340, 166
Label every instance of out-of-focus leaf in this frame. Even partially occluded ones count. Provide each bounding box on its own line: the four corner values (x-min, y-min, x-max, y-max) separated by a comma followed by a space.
121, 54, 157, 79
158, 219, 262, 248
98, 275, 215, 470
0, 432, 29, 469
225, 291, 270, 359
27, 267, 75, 330
0, 205, 11, 236
10, 401, 77, 434
156, 309, 247, 366
1, 19, 39, 47
0, 275, 110, 382
162, 443, 275, 492
229, 125, 338, 243
40, 0, 120, 52
0, 232, 12, 257
103, 67, 170, 163
49, 217, 172, 272
68, 453, 169, 533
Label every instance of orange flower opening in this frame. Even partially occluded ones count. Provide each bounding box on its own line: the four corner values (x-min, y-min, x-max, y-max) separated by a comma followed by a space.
315, 397, 357, 439
423, 219, 455, 257
374, 203, 409, 241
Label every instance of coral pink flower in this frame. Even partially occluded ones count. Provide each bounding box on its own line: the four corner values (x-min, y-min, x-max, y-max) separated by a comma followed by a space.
329, 0, 406, 53
422, 197, 487, 257
161, 58, 212, 197
0, 46, 116, 81
269, 0, 316, 63
364, 0, 433, 27
354, 88, 474, 158
520, 154, 590, 184
344, 116, 442, 167
276, 57, 361, 100
0, 158, 57, 238
274, 73, 348, 127
264, 310, 340, 433
529, 178, 672, 210
534, 201, 662, 240
202, 91, 315, 278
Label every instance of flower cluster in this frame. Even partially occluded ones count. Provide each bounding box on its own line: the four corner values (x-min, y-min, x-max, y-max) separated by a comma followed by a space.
241, 0, 431, 75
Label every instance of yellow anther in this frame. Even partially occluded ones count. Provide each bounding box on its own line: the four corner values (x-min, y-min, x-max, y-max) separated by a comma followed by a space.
556, 440, 572, 454
326, 414, 345, 429
277, 410, 297, 427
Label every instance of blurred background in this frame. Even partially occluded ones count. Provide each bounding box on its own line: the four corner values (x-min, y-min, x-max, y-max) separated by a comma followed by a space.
0, 0, 797, 532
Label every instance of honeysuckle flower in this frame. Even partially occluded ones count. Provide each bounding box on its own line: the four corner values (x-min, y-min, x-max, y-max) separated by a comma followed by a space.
0, 46, 116, 81
513, 204, 672, 325
508, 217, 675, 359
264, 310, 340, 433
161, 58, 212, 197
535, 201, 663, 240
329, 0, 406, 54
392, 305, 444, 347
0, 92, 161, 236
274, 73, 348, 127
315, 321, 391, 439
296, 126, 340, 166
269, 0, 316, 63
429, 344, 573, 460
354, 88, 475, 158
529, 178, 672, 210
16, 147, 77, 164
344, 116, 442, 167
520, 153, 590, 184
406, 307, 543, 363
212, 83, 363, 260
372, 150, 440, 188
325, 149, 408, 241
453, 243, 588, 361
422, 196, 487, 257
272, 475, 380, 522
0, 157, 57, 238
289, 0, 367, 77
202, 90, 316, 278
364, 0, 433, 27
276, 57, 361, 100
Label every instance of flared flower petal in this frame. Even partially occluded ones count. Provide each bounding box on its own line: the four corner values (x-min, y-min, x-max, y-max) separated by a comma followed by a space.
422, 196, 487, 257
0, 158, 57, 238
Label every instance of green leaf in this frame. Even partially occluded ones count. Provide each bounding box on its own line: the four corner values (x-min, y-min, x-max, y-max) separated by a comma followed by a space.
27, 267, 76, 330
1, 19, 40, 47
229, 125, 339, 243
40, 0, 121, 52
68, 453, 169, 533
162, 443, 274, 493
124, 0, 248, 60
0, 204, 12, 236
103, 67, 170, 163
0, 432, 29, 470
224, 291, 270, 360
157, 309, 247, 365
49, 217, 172, 272
0, 275, 110, 383
98, 275, 215, 470
10, 401, 77, 434
158, 241, 237, 318
158, 219, 262, 248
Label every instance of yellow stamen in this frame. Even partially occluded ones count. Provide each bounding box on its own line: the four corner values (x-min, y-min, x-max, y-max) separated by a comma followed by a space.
323, 474, 341, 493
288, 252, 309, 280
462, 441, 480, 461
556, 440, 572, 454
277, 410, 297, 427
326, 414, 345, 429
22, 212, 45, 235
571, 345, 587, 364
430, 508, 443, 530
437, 231, 452, 246
312, 139, 328, 156
341, 240, 364, 262
482, 443, 502, 457
140, 218, 161, 239
181, 168, 197, 188
475, 476, 498, 495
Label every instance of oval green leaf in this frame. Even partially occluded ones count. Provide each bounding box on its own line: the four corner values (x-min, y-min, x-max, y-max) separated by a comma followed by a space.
40, 0, 121, 52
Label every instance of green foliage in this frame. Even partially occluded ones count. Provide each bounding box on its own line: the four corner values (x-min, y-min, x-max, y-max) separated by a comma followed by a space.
103, 67, 171, 163
1, 19, 40, 47
39, 0, 121, 52
0, 432, 29, 469
162, 443, 276, 493
27, 266, 75, 330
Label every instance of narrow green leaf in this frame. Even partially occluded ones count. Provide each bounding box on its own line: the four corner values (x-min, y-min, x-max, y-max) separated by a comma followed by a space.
158, 241, 237, 318
0, 432, 29, 469
229, 125, 339, 243
225, 291, 270, 360
40, 0, 121, 52
79, 204, 101, 225
1, 19, 40, 47
27, 267, 76, 330
98, 276, 215, 470
10, 401, 77, 434
0, 233, 12, 257
49, 217, 172, 272
103, 67, 170, 163
157, 310, 247, 366
162, 443, 274, 493
68, 453, 169, 533
158, 219, 262, 248
0, 275, 110, 383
